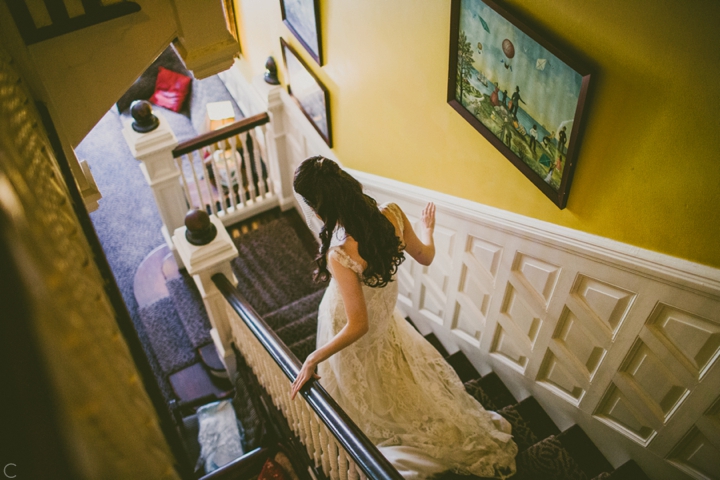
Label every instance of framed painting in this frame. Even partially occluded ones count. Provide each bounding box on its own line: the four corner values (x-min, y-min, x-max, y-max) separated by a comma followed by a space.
281, 38, 332, 146
280, 0, 323, 65
447, 0, 591, 208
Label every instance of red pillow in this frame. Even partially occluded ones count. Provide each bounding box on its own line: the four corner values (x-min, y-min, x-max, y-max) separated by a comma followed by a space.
258, 458, 289, 480
150, 66, 191, 112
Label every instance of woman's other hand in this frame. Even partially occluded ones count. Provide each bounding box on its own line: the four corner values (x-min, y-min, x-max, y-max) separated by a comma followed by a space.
421, 202, 436, 233
291, 354, 321, 400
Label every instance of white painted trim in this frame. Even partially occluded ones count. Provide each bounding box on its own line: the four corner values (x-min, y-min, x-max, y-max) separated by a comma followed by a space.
348, 168, 720, 298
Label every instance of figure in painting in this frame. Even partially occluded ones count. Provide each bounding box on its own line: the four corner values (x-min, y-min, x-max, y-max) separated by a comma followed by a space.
510, 86, 526, 119
528, 125, 538, 153
557, 126, 567, 156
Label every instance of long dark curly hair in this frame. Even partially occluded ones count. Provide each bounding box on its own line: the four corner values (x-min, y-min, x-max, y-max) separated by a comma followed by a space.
293, 156, 404, 287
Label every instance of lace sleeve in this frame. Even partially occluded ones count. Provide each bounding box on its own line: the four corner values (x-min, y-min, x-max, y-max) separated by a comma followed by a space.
381, 202, 404, 238
328, 247, 364, 276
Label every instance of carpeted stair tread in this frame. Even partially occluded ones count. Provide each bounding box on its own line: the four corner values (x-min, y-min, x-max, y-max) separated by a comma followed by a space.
513, 434, 589, 480
231, 217, 324, 316
497, 404, 540, 452
168, 362, 233, 405
556, 425, 613, 480
513, 396, 560, 441
198, 343, 225, 372
592, 460, 648, 480
464, 378, 500, 411
289, 334, 317, 362
263, 288, 326, 330
166, 274, 213, 349
447, 351, 481, 383
275, 312, 319, 346
424, 333, 449, 358
138, 296, 198, 375
476, 373, 517, 410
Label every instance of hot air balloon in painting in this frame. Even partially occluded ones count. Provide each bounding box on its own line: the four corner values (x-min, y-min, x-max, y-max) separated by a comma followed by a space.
500, 38, 515, 70
477, 42, 483, 54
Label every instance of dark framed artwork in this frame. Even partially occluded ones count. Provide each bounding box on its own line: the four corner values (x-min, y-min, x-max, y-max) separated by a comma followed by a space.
281, 38, 332, 147
280, 0, 323, 65
448, 0, 591, 208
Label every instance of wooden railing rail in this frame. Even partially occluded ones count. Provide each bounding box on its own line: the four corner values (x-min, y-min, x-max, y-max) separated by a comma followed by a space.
213, 273, 403, 480
172, 112, 270, 158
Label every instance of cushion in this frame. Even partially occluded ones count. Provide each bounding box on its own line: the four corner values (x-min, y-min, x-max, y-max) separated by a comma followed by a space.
258, 458, 290, 480
150, 66, 192, 112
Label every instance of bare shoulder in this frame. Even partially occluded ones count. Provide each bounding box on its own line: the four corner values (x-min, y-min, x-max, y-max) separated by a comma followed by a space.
333, 234, 367, 271
379, 203, 403, 239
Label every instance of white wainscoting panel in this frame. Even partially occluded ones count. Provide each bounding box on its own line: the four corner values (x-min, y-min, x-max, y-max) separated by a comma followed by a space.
350, 169, 720, 480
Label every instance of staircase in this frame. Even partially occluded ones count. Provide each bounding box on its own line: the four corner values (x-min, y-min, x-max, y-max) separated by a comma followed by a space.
133, 209, 651, 479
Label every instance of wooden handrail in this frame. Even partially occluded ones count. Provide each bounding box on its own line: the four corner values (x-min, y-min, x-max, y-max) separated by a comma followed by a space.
173, 112, 270, 158
212, 274, 403, 480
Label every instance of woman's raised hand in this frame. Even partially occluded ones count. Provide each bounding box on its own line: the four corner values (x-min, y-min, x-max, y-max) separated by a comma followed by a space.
421, 202, 436, 232
291, 354, 321, 400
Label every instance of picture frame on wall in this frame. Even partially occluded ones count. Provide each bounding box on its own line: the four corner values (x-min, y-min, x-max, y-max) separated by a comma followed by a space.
281, 38, 332, 147
280, 0, 323, 65
447, 0, 591, 209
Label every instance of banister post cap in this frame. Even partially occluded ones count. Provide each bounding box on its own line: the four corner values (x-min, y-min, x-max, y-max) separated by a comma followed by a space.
185, 209, 217, 245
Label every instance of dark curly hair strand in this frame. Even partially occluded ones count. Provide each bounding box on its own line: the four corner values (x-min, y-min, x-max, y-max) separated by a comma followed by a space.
293, 156, 404, 288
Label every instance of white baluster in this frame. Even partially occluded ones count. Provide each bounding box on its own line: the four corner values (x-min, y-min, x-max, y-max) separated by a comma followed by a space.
218, 139, 237, 211
348, 460, 359, 480
328, 438, 339, 480
200, 148, 218, 215
186, 152, 206, 211
248, 129, 267, 197
229, 135, 246, 208
338, 448, 348, 480
175, 155, 194, 208
300, 402, 315, 459
310, 415, 321, 467
259, 124, 275, 195
241, 133, 257, 202
318, 423, 331, 475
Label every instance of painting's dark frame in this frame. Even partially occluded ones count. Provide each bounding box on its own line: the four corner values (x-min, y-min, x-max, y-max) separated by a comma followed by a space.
281, 38, 333, 147
447, 0, 591, 209
280, 0, 323, 65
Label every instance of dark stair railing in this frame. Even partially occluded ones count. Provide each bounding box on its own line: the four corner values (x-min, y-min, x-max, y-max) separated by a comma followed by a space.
5, 0, 141, 45
213, 273, 403, 480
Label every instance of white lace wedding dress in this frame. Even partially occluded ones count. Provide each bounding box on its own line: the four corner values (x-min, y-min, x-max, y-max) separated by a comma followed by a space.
316, 203, 518, 479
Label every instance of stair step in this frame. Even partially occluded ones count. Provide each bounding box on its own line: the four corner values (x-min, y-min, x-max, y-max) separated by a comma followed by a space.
263, 289, 325, 330
514, 433, 587, 480
513, 396, 560, 441
275, 312, 318, 345
556, 425, 613, 480
166, 275, 213, 349
597, 460, 649, 480
464, 377, 500, 411
198, 343, 225, 373
477, 373, 516, 410
169, 362, 233, 405
424, 333, 449, 358
289, 334, 316, 362
447, 351, 481, 383
497, 404, 540, 453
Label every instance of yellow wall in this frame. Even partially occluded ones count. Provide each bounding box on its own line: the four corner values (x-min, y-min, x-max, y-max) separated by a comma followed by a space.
235, 0, 720, 269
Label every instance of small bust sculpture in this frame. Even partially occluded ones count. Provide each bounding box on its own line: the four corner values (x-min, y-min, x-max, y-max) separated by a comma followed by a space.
184, 209, 217, 246
130, 100, 160, 133
264, 56, 280, 85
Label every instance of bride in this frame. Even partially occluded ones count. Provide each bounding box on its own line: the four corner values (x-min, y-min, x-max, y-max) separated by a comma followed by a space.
290, 157, 517, 479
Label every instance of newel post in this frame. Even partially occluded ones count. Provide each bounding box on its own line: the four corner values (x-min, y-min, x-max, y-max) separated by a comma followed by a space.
173, 209, 239, 379
122, 101, 187, 264
252, 74, 296, 211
